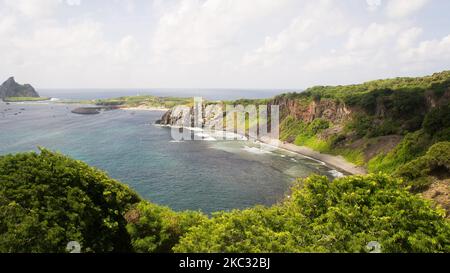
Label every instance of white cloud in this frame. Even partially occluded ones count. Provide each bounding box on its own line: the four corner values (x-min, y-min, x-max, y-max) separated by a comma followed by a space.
4, 0, 61, 18
346, 23, 402, 50
114, 35, 139, 63
0, 15, 16, 36
366, 0, 382, 11
242, 0, 349, 67
150, 0, 289, 65
397, 27, 422, 49
66, 0, 81, 6
386, 0, 430, 18
0, 0, 449, 88
402, 34, 450, 62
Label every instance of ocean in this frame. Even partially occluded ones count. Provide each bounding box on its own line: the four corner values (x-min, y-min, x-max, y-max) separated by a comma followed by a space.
0, 89, 338, 214
37, 88, 297, 101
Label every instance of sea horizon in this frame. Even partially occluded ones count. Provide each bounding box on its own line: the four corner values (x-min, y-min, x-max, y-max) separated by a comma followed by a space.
37, 88, 301, 101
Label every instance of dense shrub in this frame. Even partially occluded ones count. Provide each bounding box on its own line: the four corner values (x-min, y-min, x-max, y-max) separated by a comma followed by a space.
368, 131, 431, 173
125, 202, 206, 253
174, 174, 450, 253
396, 142, 450, 192
346, 114, 373, 138
423, 105, 450, 136
0, 149, 140, 253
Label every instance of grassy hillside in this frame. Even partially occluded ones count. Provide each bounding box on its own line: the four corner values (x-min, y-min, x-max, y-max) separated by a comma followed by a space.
95, 95, 193, 109
3, 97, 51, 102
227, 71, 450, 214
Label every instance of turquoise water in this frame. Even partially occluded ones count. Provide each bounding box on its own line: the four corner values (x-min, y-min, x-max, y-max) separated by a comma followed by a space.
0, 102, 338, 213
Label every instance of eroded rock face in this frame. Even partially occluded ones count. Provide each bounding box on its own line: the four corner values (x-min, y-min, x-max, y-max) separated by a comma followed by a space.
425, 89, 450, 109
0, 77, 39, 99
272, 97, 352, 124
159, 105, 193, 126
159, 97, 353, 128
159, 104, 224, 128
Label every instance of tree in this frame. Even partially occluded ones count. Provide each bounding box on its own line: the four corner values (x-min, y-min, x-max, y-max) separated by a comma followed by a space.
0, 149, 140, 252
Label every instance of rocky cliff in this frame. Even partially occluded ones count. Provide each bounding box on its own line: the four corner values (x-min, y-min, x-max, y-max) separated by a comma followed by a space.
0, 77, 39, 100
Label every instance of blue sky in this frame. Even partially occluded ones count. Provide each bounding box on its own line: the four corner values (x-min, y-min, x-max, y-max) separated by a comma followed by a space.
0, 0, 449, 89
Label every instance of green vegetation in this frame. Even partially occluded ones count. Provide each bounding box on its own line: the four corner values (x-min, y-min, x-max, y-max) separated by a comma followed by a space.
395, 142, 450, 192
3, 97, 50, 102
0, 149, 140, 252
274, 71, 450, 173
95, 95, 193, 108
368, 130, 431, 173
175, 174, 449, 253
125, 202, 206, 253
1, 150, 448, 253
278, 70, 450, 102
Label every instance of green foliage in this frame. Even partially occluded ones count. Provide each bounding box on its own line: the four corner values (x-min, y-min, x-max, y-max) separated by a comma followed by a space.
368, 131, 431, 173
345, 114, 374, 138
1, 150, 449, 253
3, 97, 50, 102
423, 105, 450, 137
95, 95, 193, 108
0, 149, 140, 253
296, 71, 450, 102
332, 148, 365, 166
175, 174, 450, 253
125, 202, 206, 253
395, 142, 450, 192
280, 116, 306, 142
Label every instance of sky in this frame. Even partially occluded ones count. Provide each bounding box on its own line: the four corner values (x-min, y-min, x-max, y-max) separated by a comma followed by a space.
0, 0, 449, 89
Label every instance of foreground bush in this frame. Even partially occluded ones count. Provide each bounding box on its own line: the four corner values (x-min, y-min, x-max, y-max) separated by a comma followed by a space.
174, 174, 450, 253
125, 202, 206, 253
1, 150, 448, 253
0, 149, 140, 252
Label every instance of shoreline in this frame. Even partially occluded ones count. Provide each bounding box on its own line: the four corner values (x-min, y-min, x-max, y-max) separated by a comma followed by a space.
160, 123, 367, 176
121, 106, 170, 112
258, 136, 367, 175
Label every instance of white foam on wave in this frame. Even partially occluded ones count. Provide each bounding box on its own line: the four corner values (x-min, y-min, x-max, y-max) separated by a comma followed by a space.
194, 132, 216, 141
242, 145, 272, 155
328, 169, 345, 178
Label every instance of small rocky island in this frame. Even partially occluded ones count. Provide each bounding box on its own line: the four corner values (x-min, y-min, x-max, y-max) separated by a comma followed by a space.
71, 105, 121, 115
71, 107, 101, 115
0, 77, 40, 101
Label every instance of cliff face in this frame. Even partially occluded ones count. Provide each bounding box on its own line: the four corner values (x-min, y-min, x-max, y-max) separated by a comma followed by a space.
159, 98, 353, 130
0, 77, 39, 100
159, 104, 224, 128
271, 97, 352, 124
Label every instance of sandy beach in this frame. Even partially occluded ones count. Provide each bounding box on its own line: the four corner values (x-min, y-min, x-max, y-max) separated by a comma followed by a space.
259, 136, 367, 175
121, 106, 170, 112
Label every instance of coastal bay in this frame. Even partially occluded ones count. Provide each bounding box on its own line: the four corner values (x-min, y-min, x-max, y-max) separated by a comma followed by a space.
0, 101, 341, 214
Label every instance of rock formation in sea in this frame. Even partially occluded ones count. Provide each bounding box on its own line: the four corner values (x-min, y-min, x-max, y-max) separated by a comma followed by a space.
0, 77, 40, 100
71, 107, 101, 115
158, 104, 224, 128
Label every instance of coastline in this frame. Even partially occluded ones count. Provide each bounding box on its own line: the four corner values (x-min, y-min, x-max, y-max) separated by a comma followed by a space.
121, 106, 170, 112
160, 122, 367, 176
259, 136, 367, 175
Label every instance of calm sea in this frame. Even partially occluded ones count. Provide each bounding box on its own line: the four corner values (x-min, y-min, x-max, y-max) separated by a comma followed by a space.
37, 88, 297, 101
0, 89, 338, 214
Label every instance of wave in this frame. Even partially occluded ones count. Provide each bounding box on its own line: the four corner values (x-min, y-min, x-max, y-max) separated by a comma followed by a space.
328, 169, 345, 178
241, 145, 272, 155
